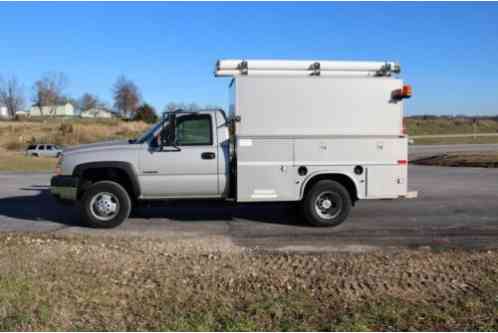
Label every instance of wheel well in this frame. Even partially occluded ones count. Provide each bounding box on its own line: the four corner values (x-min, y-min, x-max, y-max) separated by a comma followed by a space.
302, 173, 358, 203
78, 167, 136, 200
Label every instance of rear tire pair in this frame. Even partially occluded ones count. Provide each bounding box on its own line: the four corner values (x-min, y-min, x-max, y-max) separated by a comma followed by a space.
301, 180, 352, 227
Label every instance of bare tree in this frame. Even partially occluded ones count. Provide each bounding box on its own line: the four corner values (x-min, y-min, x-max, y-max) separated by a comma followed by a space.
0, 75, 25, 119
205, 104, 223, 110
187, 102, 201, 111
79, 93, 98, 111
113, 76, 141, 119
164, 102, 204, 113
165, 102, 180, 112
32, 72, 68, 117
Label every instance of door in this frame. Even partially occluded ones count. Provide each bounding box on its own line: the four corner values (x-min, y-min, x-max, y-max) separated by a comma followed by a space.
37, 144, 46, 156
46, 145, 57, 157
138, 113, 219, 198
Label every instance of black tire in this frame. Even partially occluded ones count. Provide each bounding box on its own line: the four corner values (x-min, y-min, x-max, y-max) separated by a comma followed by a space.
32, 153, 39, 157
80, 181, 131, 228
302, 180, 352, 227
56, 152, 62, 158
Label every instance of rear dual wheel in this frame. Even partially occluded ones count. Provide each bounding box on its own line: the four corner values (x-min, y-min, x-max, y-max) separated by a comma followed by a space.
302, 180, 352, 227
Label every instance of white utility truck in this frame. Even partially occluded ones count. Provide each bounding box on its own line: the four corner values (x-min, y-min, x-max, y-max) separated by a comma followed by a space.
51, 59, 415, 228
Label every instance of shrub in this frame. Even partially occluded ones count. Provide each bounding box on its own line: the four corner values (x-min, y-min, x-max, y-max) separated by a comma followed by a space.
134, 103, 158, 124
4, 140, 25, 151
59, 123, 74, 135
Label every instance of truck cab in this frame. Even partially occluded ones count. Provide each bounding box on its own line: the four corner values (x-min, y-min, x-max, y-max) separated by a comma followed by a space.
51, 109, 233, 228
136, 110, 231, 199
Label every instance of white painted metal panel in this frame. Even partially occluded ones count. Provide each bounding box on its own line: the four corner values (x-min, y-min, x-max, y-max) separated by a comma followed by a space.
366, 165, 407, 198
236, 139, 298, 202
294, 137, 407, 166
235, 76, 404, 137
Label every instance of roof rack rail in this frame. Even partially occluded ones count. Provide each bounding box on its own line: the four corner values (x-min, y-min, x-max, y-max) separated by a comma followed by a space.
215, 59, 401, 77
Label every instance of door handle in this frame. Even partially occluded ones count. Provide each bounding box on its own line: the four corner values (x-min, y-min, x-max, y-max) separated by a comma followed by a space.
201, 152, 216, 160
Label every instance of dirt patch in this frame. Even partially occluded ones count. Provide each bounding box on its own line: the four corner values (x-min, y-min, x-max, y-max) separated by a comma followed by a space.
412, 153, 498, 168
412, 136, 498, 145
0, 233, 496, 331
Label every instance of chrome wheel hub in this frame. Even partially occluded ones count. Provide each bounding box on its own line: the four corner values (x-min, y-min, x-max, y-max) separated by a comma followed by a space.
89, 192, 119, 221
314, 191, 342, 220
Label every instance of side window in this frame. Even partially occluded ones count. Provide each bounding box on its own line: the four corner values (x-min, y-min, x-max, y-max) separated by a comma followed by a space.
176, 115, 213, 146
47, 145, 53, 150
39, 145, 45, 150
27, 145, 36, 150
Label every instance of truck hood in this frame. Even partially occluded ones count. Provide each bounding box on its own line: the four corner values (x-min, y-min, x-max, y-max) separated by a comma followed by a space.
64, 140, 132, 154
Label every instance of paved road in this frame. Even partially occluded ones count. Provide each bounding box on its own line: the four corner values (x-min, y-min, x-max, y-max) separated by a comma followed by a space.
409, 144, 498, 160
0, 164, 497, 252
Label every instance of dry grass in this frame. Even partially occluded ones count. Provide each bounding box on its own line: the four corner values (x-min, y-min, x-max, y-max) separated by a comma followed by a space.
412, 136, 498, 145
406, 117, 498, 136
0, 149, 57, 172
0, 233, 496, 331
0, 119, 149, 152
413, 152, 498, 168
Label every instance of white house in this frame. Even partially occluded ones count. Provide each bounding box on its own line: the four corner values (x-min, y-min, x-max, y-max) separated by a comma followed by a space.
0, 106, 9, 119
30, 103, 75, 117
15, 110, 29, 118
80, 107, 115, 119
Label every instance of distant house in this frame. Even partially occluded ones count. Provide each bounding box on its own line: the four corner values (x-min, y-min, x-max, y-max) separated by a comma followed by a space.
15, 110, 29, 118
29, 103, 75, 117
0, 106, 9, 119
80, 107, 115, 119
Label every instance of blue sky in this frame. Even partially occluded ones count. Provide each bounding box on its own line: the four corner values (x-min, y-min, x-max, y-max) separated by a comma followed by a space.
1, 2, 498, 115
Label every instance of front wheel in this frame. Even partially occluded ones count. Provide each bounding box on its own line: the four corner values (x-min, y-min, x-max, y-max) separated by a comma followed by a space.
80, 181, 131, 228
302, 180, 352, 227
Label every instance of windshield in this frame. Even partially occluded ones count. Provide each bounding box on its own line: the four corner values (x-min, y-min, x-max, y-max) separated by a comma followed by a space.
133, 113, 170, 144
136, 121, 167, 144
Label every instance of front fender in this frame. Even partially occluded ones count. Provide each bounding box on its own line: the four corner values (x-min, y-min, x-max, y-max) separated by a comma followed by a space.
73, 161, 141, 198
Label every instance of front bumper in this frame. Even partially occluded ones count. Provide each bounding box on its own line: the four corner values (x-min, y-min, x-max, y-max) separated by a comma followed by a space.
51, 175, 79, 201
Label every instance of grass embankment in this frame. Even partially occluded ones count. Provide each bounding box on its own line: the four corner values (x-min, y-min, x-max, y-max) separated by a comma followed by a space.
405, 117, 498, 136
0, 149, 56, 172
413, 136, 498, 145
406, 117, 498, 145
413, 152, 498, 168
0, 119, 148, 172
0, 233, 496, 331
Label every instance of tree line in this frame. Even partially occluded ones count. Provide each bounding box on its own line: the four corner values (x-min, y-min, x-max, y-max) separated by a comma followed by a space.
0, 72, 220, 123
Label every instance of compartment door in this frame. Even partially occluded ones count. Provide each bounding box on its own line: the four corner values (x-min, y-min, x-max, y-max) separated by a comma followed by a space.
366, 165, 407, 199
236, 138, 298, 202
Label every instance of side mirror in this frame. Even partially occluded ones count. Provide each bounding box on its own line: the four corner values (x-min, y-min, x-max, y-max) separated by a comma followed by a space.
160, 113, 176, 146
